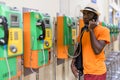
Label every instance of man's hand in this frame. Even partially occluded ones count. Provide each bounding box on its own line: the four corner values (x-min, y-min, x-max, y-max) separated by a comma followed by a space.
88, 19, 97, 30
71, 59, 79, 78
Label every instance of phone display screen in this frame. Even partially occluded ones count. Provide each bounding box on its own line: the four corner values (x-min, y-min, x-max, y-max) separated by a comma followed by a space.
44, 18, 50, 27
10, 14, 19, 27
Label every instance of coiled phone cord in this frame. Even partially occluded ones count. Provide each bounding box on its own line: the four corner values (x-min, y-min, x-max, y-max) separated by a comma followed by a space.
67, 30, 85, 58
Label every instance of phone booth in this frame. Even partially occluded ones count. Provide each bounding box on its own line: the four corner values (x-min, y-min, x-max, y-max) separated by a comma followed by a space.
56, 15, 74, 59
0, 3, 23, 80
23, 12, 49, 69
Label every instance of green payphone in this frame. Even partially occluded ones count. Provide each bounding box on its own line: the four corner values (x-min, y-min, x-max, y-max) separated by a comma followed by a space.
24, 12, 50, 69
0, 3, 23, 80
56, 15, 77, 59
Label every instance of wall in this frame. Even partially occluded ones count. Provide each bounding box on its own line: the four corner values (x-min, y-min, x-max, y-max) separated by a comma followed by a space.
97, 0, 109, 22
59, 0, 109, 22
0, 0, 60, 17
69, 0, 90, 17
0, 0, 109, 22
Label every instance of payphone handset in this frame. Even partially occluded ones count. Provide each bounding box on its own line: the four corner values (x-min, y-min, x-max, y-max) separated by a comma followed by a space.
0, 16, 8, 45
36, 19, 45, 40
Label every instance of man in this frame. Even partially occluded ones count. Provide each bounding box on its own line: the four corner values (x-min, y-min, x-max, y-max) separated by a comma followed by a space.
71, 3, 110, 80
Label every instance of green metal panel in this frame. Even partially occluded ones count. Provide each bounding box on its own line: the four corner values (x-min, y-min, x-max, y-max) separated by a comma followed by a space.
30, 12, 43, 50
0, 4, 22, 28
0, 46, 4, 58
63, 16, 72, 45
68, 18, 73, 45
63, 16, 74, 56
0, 57, 17, 80
0, 4, 9, 16
38, 49, 49, 66
0, 4, 20, 80
6, 11, 22, 28
63, 16, 69, 45
68, 18, 75, 56
0, 4, 8, 58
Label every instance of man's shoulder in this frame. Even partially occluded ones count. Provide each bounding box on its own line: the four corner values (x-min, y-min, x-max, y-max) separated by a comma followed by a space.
97, 25, 110, 32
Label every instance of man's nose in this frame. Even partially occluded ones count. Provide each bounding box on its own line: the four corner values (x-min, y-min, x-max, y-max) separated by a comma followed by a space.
84, 14, 89, 19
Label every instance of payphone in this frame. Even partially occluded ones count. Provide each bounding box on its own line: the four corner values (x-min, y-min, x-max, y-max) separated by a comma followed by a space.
56, 15, 74, 59
23, 12, 49, 69
0, 3, 23, 79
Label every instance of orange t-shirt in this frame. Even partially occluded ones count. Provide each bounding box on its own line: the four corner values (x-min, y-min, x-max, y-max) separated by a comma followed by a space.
78, 25, 110, 75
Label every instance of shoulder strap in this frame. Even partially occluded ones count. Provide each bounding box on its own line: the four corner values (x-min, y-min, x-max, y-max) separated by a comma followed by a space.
79, 26, 87, 44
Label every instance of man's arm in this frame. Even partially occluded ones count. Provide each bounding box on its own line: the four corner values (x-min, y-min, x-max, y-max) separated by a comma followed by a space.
71, 59, 79, 78
89, 29, 106, 55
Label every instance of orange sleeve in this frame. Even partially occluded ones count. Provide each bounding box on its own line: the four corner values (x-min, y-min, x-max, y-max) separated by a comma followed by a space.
97, 28, 110, 44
